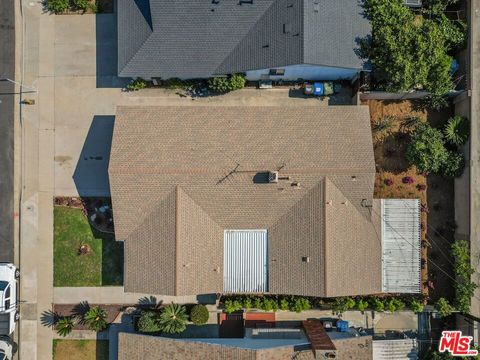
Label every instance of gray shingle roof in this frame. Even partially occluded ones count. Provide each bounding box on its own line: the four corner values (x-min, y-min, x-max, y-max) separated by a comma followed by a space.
109, 106, 381, 297
117, 0, 370, 79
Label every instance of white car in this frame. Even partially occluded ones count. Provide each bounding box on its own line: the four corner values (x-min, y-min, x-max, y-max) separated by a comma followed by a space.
0, 264, 19, 336
0, 337, 12, 360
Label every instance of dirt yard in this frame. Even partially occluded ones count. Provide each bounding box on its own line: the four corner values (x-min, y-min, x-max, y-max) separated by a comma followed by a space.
365, 99, 455, 302
53, 340, 108, 360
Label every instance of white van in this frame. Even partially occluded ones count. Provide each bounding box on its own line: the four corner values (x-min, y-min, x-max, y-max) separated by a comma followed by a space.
0, 264, 19, 336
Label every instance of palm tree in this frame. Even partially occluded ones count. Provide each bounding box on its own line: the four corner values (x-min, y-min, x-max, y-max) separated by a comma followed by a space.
159, 303, 188, 334
84, 306, 108, 332
444, 115, 469, 146
55, 316, 75, 337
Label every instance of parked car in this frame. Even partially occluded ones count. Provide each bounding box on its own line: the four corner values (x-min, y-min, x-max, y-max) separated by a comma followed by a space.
0, 336, 12, 360
0, 264, 19, 336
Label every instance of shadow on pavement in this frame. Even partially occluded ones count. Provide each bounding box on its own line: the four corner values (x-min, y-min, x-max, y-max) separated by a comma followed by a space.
73, 115, 114, 197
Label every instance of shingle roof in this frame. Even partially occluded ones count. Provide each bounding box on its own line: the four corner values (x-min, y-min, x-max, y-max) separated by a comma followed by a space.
109, 105, 381, 297
117, 0, 370, 79
117, 333, 374, 360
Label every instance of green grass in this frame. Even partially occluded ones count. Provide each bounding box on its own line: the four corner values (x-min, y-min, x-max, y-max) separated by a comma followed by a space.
54, 206, 123, 286
53, 340, 109, 360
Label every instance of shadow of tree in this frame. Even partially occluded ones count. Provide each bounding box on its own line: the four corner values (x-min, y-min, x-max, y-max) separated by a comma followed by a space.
137, 296, 163, 310
72, 301, 91, 324
40, 309, 60, 328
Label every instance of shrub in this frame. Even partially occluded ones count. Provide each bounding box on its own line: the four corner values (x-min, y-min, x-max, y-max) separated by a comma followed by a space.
332, 297, 356, 316
159, 303, 188, 334
229, 74, 246, 90
451, 240, 477, 313
401, 116, 423, 132
444, 116, 469, 146
55, 316, 75, 337
370, 297, 385, 312
443, 151, 465, 177
84, 306, 108, 332
386, 298, 405, 313
406, 124, 448, 175
72, 0, 89, 10
253, 297, 262, 310
356, 299, 369, 313
224, 299, 242, 314
47, 0, 70, 13
384, 178, 394, 186
127, 78, 147, 91
372, 116, 395, 142
208, 74, 246, 93
138, 311, 161, 333
279, 298, 289, 311
261, 298, 274, 311
435, 297, 454, 317
402, 176, 414, 184
410, 299, 424, 314
289, 297, 311, 313
190, 304, 209, 325
243, 297, 252, 311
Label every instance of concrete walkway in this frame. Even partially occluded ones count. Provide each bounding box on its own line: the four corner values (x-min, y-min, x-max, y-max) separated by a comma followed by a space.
53, 287, 198, 305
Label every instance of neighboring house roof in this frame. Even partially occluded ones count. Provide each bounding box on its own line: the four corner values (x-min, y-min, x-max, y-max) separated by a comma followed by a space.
117, 333, 374, 360
109, 105, 382, 297
117, 0, 370, 79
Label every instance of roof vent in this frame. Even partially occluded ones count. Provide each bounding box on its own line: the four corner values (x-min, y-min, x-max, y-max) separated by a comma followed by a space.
268, 171, 279, 183
313, 2, 319, 12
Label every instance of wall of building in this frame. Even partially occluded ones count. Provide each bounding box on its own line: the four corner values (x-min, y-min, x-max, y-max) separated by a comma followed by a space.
245, 64, 358, 81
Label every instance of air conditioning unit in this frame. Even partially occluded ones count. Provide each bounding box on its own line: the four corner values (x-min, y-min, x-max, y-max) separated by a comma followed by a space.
404, 0, 422, 7
268, 171, 279, 183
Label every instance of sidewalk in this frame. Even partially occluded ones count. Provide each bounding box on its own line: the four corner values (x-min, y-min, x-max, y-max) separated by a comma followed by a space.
18, 1, 55, 359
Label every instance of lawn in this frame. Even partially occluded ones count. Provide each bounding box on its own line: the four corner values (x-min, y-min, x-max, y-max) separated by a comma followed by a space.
53, 340, 108, 360
54, 205, 123, 286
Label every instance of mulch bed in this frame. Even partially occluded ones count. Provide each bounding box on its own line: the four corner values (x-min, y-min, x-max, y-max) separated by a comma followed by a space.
53, 304, 127, 330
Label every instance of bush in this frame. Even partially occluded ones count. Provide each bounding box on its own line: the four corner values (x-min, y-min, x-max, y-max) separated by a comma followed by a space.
332, 297, 356, 315
224, 299, 243, 314
127, 78, 147, 91
444, 116, 469, 146
435, 297, 454, 317
190, 304, 209, 325
279, 298, 289, 311
386, 298, 405, 313
84, 306, 108, 332
443, 151, 465, 177
208, 74, 246, 93
356, 299, 369, 312
410, 299, 424, 314
55, 316, 75, 337
370, 297, 385, 312
138, 311, 161, 333
159, 303, 188, 334
72, 0, 89, 10
289, 297, 311, 313
47, 0, 70, 13
243, 297, 252, 311
384, 178, 394, 186
402, 176, 414, 184
451, 240, 477, 313
406, 124, 448, 174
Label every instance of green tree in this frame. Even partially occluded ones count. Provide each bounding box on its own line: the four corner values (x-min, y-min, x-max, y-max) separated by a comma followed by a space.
442, 151, 465, 177
362, 0, 464, 107
127, 78, 147, 91
159, 303, 188, 334
356, 299, 369, 313
190, 304, 209, 325
444, 116, 469, 146
332, 297, 356, 316
279, 298, 289, 311
224, 299, 242, 314
208, 74, 246, 93
289, 297, 311, 313
435, 297, 454, 317
370, 297, 385, 312
55, 316, 75, 337
84, 306, 108, 332
451, 240, 477, 313
72, 0, 90, 11
406, 123, 448, 174
138, 311, 161, 333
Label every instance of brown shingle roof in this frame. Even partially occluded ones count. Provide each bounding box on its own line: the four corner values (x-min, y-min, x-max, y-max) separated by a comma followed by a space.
110, 106, 381, 296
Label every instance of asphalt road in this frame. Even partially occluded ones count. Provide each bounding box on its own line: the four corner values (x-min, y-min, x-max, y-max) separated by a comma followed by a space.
0, 0, 16, 263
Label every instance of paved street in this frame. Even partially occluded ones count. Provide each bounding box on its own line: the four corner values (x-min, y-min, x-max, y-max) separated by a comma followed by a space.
0, 0, 16, 263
